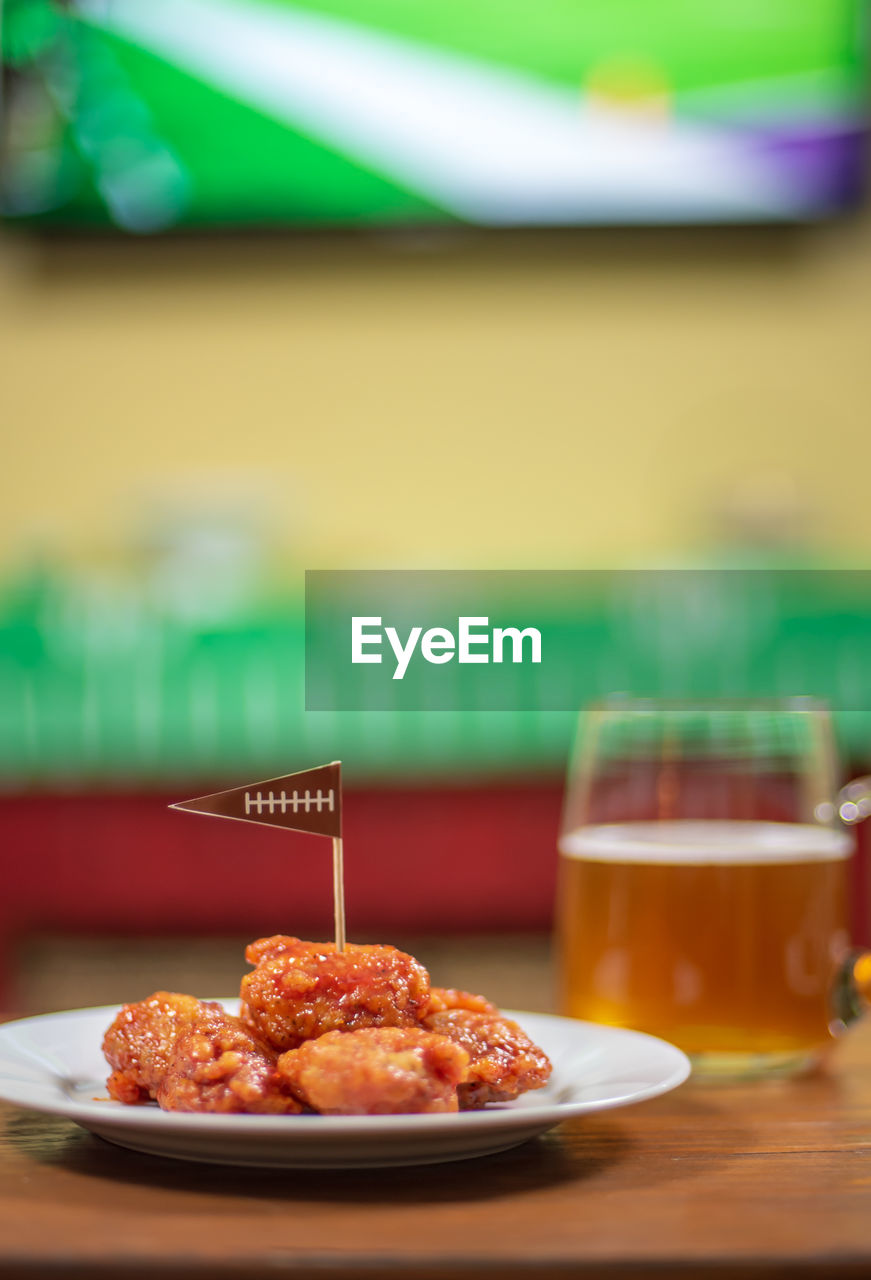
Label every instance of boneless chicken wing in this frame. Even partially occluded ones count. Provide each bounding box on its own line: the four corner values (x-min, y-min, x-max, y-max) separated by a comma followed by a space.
103, 991, 207, 1104
421, 987, 498, 1017
158, 1019, 302, 1114
240, 935, 430, 1051
277, 1026, 469, 1114
422, 1009, 552, 1109
103, 992, 300, 1114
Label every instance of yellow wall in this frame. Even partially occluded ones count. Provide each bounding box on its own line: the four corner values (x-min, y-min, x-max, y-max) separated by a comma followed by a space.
2, 217, 870, 570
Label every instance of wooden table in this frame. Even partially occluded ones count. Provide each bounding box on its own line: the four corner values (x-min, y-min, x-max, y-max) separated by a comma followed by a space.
2, 1022, 871, 1280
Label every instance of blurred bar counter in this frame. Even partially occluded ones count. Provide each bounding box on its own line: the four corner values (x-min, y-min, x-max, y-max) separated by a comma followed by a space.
0, 781, 561, 1010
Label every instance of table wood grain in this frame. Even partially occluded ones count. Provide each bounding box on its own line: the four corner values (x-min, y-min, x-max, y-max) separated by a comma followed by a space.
2, 1021, 871, 1280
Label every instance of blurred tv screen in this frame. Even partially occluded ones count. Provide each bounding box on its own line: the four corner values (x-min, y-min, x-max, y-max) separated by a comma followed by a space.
1, 0, 868, 231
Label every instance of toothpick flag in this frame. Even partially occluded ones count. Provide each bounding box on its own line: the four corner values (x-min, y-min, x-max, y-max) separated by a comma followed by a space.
170, 762, 346, 949
170, 763, 342, 837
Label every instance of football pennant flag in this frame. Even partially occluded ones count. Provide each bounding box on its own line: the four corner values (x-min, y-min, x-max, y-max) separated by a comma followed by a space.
170, 762, 342, 838
170, 762, 346, 949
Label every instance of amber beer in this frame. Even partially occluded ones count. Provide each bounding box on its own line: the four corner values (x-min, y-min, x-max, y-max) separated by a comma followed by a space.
557, 820, 852, 1063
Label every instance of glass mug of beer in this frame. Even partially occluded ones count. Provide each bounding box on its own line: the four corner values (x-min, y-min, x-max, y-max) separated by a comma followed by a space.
556, 698, 871, 1077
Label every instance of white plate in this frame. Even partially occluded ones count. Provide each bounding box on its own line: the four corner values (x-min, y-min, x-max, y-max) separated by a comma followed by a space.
0, 1001, 690, 1168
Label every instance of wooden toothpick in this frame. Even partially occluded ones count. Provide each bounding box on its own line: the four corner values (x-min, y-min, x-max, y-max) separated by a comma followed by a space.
332, 836, 346, 952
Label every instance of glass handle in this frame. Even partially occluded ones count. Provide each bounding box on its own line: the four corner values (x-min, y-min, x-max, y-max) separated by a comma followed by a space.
837, 776, 871, 824
831, 951, 871, 1028
830, 778, 871, 1026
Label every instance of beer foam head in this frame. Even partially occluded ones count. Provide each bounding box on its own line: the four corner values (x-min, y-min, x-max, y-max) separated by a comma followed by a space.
559, 820, 852, 865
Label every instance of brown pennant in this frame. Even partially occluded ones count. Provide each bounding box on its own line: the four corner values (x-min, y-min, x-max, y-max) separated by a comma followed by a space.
170, 762, 342, 838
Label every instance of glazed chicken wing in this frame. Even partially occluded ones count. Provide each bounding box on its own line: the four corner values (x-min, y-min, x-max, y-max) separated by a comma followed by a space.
103, 991, 300, 1114
277, 1026, 468, 1115
422, 1008, 552, 1109
103, 991, 208, 1104
421, 987, 498, 1017
240, 935, 430, 1052
158, 1018, 302, 1114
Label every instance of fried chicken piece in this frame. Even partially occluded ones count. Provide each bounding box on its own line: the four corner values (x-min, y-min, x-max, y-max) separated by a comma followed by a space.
421, 987, 498, 1017
240, 936, 431, 1052
103, 991, 300, 1114
103, 991, 207, 1103
277, 1026, 469, 1115
422, 1009, 552, 1109
158, 1018, 302, 1115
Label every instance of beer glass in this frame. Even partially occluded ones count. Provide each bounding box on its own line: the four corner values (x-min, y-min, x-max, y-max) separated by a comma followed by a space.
556, 698, 871, 1077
